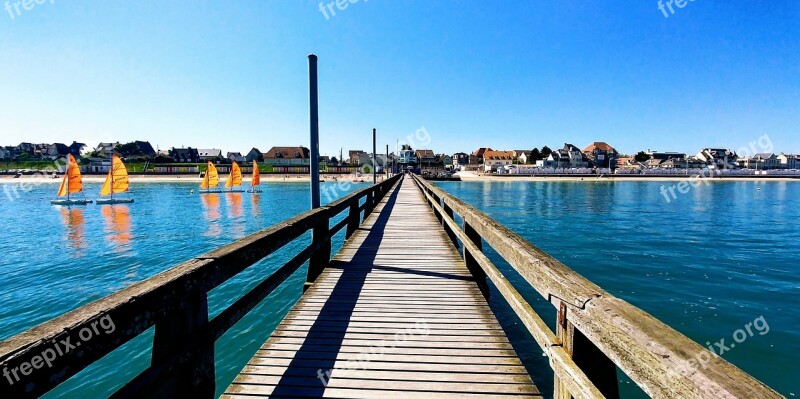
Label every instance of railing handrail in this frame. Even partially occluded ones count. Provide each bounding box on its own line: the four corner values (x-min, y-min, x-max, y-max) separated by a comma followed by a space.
411, 174, 783, 399
0, 174, 403, 398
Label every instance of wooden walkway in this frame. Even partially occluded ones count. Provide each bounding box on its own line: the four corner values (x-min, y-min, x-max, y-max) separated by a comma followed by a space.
223, 178, 540, 398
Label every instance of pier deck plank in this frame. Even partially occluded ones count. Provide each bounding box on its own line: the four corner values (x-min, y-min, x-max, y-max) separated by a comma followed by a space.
223, 178, 540, 398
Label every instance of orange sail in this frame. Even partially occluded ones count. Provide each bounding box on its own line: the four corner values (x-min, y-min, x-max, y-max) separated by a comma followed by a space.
225, 161, 243, 189
251, 160, 260, 187
201, 162, 219, 189
100, 155, 130, 196
57, 154, 83, 197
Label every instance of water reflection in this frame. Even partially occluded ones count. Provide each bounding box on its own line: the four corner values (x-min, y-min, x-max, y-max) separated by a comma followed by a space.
200, 194, 221, 237
59, 207, 86, 256
225, 193, 245, 239
251, 193, 261, 218
100, 205, 132, 252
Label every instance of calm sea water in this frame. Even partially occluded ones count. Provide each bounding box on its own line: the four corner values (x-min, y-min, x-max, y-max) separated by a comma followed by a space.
435, 180, 799, 398
0, 179, 797, 398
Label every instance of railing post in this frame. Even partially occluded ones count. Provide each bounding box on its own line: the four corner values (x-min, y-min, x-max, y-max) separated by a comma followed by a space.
150, 289, 214, 399
554, 303, 620, 399
346, 200, 360, 239
306, 216, 331, 291
443, 202, 459, 249
364, 190, 374, 218
463, 220, 489, 299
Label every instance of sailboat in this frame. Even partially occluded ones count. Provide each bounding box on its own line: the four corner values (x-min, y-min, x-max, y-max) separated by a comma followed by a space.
97, 155, 134, 204
51, 154, 93, 205
248, 160, 262, 193
225, 161, 245, 193
200, 161, 221, 194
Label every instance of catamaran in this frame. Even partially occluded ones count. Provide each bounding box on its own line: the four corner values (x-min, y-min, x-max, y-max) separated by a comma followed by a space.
97, 155, 134, 204
225, 161, 245, 193
248, 160, 261, 193
200, 161, 221, 193
51, 154, 93, 205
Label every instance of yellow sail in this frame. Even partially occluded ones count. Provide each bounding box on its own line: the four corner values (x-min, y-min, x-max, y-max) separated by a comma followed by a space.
57, 154, 83, 197
201, 162, 219, 189
251, 161, 260, 186
100, 155, 129, 196
225, 161, 243, 189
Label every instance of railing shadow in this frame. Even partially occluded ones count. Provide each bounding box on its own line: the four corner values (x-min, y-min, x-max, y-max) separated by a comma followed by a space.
269, 182, 402, 396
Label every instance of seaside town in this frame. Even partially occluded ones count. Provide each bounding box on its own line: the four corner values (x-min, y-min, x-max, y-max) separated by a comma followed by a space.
2, 139, 799, 177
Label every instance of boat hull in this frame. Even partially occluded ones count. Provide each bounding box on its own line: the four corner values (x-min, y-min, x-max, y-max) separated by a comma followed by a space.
51, 199, 93, 205
96, 198, 134, 204
199, 190, 224, 194
248, 189, 262, 193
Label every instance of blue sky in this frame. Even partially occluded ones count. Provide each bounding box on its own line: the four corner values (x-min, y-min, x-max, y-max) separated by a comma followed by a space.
0, 1, 798, 157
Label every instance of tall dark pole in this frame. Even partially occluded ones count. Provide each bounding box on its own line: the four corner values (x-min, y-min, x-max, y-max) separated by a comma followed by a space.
309, 54, 320, 209
386, 144, 389, 179
372, 128, 377, 184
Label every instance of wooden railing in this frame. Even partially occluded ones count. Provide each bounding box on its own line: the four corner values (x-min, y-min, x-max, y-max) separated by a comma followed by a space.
0, 174, 402, 399
410, 174, 783, 399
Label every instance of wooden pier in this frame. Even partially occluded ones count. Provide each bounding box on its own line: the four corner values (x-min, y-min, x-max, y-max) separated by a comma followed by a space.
224, 177, 539, 398
0, 174, 785, 399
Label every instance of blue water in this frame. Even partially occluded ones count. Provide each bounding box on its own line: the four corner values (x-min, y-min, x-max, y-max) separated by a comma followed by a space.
0, 180, 369, 398
434, 180, 799, 398
0, 179, 797, 398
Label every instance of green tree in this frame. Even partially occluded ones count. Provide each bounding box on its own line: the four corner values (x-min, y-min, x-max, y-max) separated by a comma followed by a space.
530, 148, 543, 161
634, 151, 651, 162
540, 146, 552, 158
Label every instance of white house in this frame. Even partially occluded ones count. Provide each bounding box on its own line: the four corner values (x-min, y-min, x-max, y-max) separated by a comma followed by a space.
483, 150, 515, 172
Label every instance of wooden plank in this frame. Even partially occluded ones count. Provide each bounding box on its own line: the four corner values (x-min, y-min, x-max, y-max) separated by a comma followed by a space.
223, 178, 540, 398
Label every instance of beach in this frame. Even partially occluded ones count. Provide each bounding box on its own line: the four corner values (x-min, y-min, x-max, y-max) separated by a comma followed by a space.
454, 171, 800, 182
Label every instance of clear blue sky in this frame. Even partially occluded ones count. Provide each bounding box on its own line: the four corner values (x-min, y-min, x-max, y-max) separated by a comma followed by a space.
1, 1, 798, 157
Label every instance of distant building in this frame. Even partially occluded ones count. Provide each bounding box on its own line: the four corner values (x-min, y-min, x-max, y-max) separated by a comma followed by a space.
472, 147, 493, 164
738, 153, 779, 170
398, 148, 416, 167
245, 148, 263, 162
263, 146, 310, 166
777, 153, 800, 169
227, 152, 245, 163
0, 147, 10, 160
45, 143, 70, 159
583, 142, 618, 168
539, 144, 589, 168
415, 149, 436, 166
198, 149, 223, 162
696, 148, 737, 169
68, 141, 87, 157
452, 152, 469, 167
94, 142, 120, 158
169, 147, 200, 163
646, 150, 686, 161
513, 150, 532, 164
349, 150, 366, 165
483, 150, 515, 172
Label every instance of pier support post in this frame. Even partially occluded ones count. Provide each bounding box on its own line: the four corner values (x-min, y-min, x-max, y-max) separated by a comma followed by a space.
554, 303, 620, 399
463, 220, 489, 299
151, 289, 215, 399
306, 218, 331, 291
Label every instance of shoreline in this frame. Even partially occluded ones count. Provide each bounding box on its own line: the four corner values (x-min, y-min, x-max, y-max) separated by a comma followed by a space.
0, 174, 380, 184
454, 172, 800, 183
1, 173, 798, 184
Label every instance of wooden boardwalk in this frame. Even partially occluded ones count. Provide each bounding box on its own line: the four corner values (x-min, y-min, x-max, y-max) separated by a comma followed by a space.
223, 178, 540, 398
